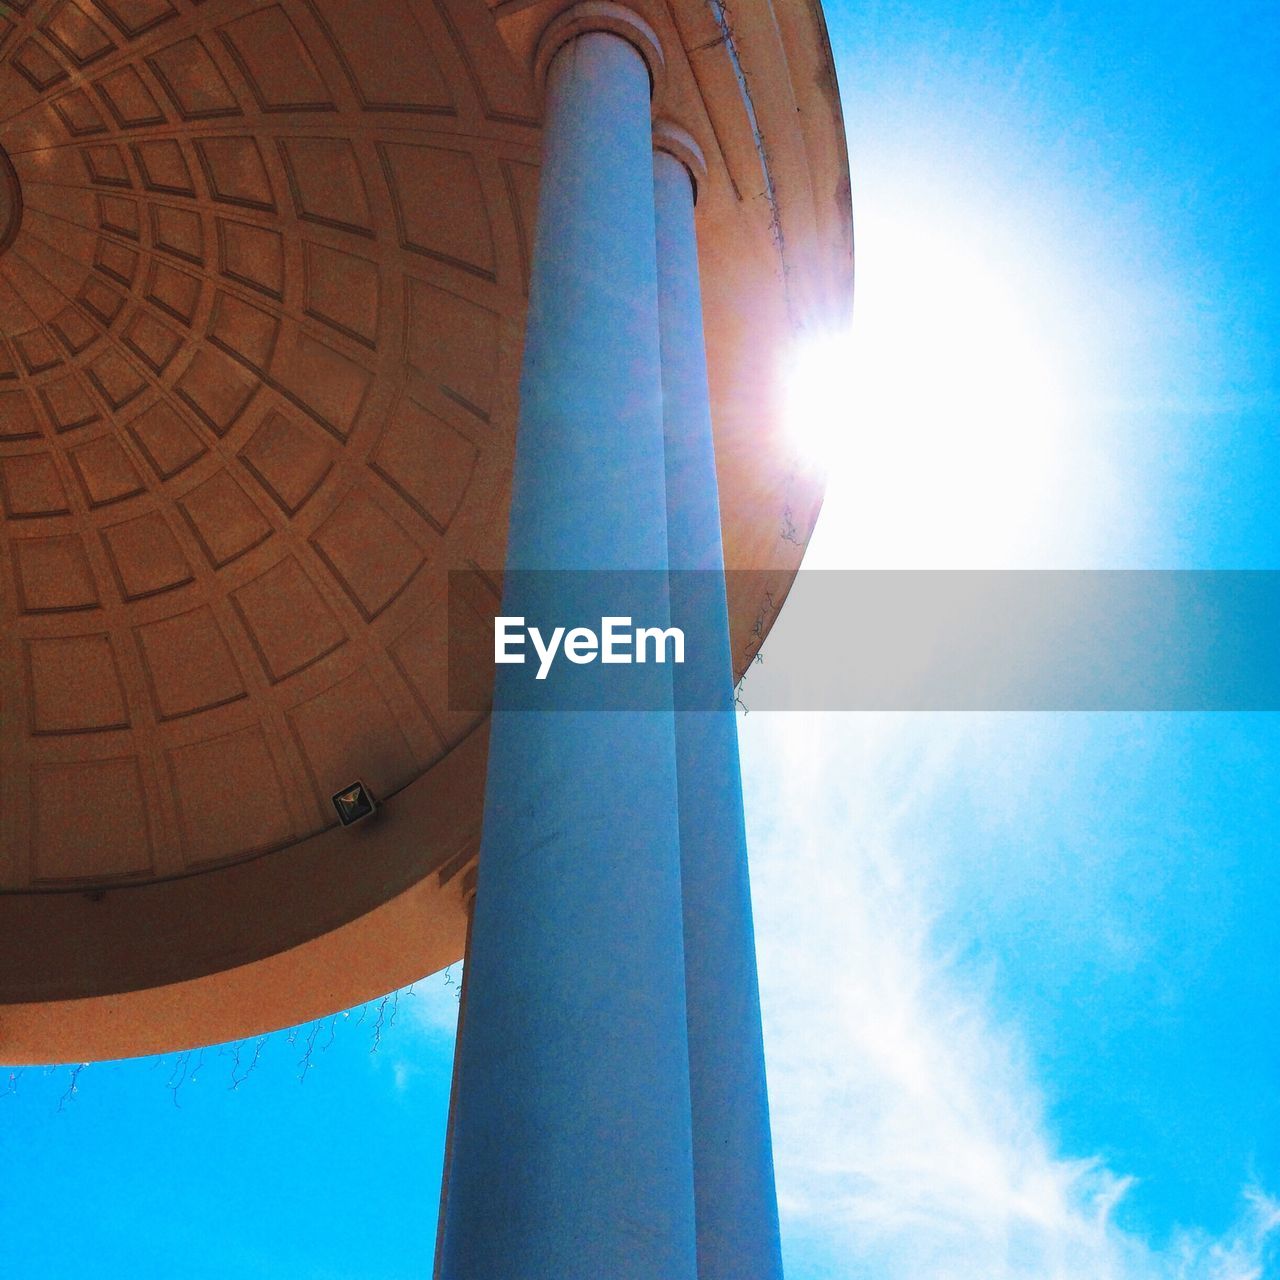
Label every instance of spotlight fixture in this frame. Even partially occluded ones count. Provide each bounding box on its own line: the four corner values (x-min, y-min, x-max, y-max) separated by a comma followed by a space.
332, 781, 377, 826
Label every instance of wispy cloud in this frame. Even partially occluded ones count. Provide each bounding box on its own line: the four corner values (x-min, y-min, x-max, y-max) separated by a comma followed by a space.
392, 1060, 418, 1093
1168, 1190, 1280, 1280
742, 711, 1276, 1280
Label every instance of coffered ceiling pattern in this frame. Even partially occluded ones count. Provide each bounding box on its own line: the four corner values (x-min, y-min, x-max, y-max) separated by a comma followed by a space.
0, 0, 539, 889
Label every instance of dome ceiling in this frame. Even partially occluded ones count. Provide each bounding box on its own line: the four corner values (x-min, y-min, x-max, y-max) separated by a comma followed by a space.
0, 0, 538, 892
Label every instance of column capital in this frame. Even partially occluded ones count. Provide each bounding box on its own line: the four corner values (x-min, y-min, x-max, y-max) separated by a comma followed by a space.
533, 2, 666, 105
654, 119, 708, 203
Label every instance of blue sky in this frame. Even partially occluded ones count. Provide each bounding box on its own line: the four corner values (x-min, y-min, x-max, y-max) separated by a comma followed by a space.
3, 2, 1278, 1277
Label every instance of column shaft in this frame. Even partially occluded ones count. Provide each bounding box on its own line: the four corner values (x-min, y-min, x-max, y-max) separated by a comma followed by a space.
439, 33, 697, 1280
655, 147, 785, 1280
431, 897, 473, 1280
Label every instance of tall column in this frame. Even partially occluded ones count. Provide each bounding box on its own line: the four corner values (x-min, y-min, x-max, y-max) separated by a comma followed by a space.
438, 13, 698, 1280
655, 128, 786, 1280
431, 884, 474, 1280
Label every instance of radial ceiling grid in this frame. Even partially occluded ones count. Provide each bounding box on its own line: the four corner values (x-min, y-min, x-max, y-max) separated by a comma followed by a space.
0, 0, 540, 892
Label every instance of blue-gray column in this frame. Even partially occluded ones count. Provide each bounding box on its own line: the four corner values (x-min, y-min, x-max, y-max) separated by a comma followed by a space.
438, 29, 698, 1280
655, 143, 785, 1280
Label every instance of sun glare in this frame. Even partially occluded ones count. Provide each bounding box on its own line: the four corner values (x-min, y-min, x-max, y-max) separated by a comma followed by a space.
784, 205, 1103, 568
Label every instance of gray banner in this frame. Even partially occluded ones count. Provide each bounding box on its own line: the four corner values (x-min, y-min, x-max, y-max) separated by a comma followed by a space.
449, 571, 1280, 711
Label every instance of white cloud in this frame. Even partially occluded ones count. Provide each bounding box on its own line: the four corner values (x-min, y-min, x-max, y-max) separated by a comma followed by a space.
1168, 1190, 1280, 1280
741, 711, 1277, 1280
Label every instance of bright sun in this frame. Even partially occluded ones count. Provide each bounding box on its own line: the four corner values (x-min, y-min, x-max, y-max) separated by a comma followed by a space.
784, 203, 1106, 569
